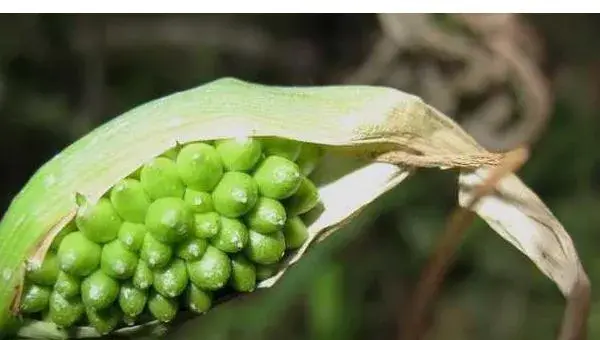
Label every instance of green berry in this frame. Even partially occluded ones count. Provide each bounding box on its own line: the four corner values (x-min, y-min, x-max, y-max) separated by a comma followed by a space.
75, 197, 122, 243
133, 261, 153, 290
145, 197, 193, 244
284, 177, 320, 216
54, 271, 80, 298
153, 258, 188, 298
140, 157, 186, 199
210, 217, 248, 253
184, 189, 214, 213
176, 238, 208, 261
187, 246, 231, 291
194, 212, 221, 239
86, 305, 122, 335
230, 254, 256, 292
176, 142, 223, 191
140, 234, 173, 269
256, 263, 279, 281
119, 281, 148, 318
48, 291, 84, 328
260, 137, 302, 161
19, 283, 51, 314
283, 216, 309, 249
244, 230, 286, 265
245, 197, 287, 234
101, 240, 139, 279
118, 222, 147, 252
81, 270, 120, 310
50, 223, 77, 251
26, 251, 59, 286
147, 290, 178, 323
57, 231, 101, 277
110, 178, 151, 223
253, 156, 302, 199
215, 137, 262, 171
186, 284, 212, 314
295, 143, 323, 176
212, 172, 258, 218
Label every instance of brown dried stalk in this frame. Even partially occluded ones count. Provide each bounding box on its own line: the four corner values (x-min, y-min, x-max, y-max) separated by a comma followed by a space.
399, 147, 530, 340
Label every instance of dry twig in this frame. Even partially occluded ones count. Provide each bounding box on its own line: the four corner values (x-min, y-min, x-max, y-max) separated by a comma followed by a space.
400, 147, 530, 340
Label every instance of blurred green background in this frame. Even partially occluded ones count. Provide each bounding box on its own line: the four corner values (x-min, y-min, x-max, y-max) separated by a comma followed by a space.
1, 14, 599, 340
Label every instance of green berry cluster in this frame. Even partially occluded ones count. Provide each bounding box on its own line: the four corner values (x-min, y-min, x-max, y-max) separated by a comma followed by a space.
19, 137, 323, 334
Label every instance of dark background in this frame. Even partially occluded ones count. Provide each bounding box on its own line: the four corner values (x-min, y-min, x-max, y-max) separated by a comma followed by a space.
1, 14, 600, 340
